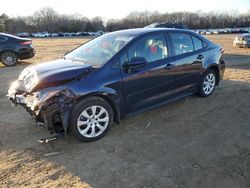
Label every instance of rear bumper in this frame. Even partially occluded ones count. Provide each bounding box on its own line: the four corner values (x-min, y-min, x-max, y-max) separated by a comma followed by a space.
219, 59, 226, 81
17, 47, 35, 60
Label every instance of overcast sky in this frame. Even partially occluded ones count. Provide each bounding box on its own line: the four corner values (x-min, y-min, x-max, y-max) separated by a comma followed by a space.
0, 0, 249, 19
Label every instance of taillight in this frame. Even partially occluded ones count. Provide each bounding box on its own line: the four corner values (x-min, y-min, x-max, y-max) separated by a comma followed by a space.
220, 48, 224, 54
21, 41, 32, 45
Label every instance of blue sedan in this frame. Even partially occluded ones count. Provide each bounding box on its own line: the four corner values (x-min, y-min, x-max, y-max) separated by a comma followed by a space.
8, 28, 225, 142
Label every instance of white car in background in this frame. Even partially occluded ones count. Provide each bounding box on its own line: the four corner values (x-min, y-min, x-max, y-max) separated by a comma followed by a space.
234, 34, 250, 48
33, 32, 49, 38
39, 32, 49, 37
51, 33, 59, 37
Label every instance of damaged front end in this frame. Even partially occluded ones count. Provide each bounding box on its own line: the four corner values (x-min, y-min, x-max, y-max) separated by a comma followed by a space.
8, 80, 75, 134
7, 64, 79, 135
7, 59, 95, 135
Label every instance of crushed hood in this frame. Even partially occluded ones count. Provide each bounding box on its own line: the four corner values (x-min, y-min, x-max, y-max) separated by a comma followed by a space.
18, 59, 94, 92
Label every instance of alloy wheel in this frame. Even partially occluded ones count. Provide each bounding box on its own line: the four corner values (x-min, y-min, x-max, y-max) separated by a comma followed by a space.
203, 73, 216, 95
77, 105, 109, 138
2, 52, 17, 66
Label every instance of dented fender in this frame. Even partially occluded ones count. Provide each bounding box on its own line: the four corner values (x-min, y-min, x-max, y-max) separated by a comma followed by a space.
35, 87, 75, 132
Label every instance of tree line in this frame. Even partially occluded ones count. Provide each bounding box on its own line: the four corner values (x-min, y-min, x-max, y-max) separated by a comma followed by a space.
0, 7, 250, 34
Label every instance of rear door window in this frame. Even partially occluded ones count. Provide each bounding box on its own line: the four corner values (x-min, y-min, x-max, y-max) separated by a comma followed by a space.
169, 33, 194, 55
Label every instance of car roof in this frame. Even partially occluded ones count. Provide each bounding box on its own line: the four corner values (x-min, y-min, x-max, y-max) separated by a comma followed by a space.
110, 28, 192, 37
108, 28, 212, 45
145, 22, 189, 29
0, 33, 20, 39
0, 33, 31, 41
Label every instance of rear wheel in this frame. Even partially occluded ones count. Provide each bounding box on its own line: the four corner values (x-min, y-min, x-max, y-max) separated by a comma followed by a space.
1, 51, 18, 66
70, 97, 114, 142
197, 69, 217, 97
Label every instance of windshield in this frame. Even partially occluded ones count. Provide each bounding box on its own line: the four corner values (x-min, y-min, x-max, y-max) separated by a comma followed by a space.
65, 33, 134, 66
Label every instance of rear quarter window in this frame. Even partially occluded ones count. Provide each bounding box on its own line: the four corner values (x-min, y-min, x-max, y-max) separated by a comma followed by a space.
191, 36, 204, 51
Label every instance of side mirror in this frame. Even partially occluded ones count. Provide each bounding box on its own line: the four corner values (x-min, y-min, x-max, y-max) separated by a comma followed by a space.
128, 57, 147, 68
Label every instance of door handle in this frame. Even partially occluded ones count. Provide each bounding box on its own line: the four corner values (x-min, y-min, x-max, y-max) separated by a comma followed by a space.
197, 54, 204, 60
164, 63, 174, 69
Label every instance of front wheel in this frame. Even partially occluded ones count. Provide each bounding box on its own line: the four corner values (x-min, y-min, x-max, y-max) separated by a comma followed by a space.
197, 69, 217, 97
70, 97, 114, 142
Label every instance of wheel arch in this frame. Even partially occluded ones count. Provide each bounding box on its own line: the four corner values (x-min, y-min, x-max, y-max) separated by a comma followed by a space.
206, 64, 220, 85
75, 93, 121, 124
0, 49, 18, 56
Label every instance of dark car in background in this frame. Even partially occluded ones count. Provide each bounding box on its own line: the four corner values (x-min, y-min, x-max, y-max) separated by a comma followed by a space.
145, 22, 189, 29
0, 33, 35, 66
16, 32, 29, 38
8, 28, 225, 142
233, 34, 250, 48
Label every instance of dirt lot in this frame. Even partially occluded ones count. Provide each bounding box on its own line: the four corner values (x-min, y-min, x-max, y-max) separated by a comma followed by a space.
0, 34, 250, 188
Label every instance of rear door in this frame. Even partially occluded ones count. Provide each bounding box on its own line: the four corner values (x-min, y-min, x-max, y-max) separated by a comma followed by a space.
0, 36, 8, 51
121, 33, 176, 113
167, 32, 205, 92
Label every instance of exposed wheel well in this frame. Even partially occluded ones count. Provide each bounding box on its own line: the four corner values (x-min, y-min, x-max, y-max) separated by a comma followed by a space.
208, 66, 219, 85
75, 94, 120, 124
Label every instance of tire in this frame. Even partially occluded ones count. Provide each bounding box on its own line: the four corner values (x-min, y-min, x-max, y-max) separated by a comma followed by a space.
1, 51, 18, 66
69, 96, 114, 142
197, 69, 217, 97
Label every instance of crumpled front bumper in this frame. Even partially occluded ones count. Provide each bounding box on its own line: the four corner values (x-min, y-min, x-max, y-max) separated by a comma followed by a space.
234, 39, 250, 48
8, 80, 75, 133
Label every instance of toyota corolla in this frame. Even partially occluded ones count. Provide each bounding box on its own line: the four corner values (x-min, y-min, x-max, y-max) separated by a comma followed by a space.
8, 28, 225, 142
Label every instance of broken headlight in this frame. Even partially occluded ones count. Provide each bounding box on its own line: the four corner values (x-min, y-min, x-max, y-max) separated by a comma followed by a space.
26, 89, 64, 113
25, 92, 40, 111
19, 68, 39, 92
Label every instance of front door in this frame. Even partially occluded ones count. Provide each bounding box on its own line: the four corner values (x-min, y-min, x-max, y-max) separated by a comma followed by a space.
121, 33, 176, 113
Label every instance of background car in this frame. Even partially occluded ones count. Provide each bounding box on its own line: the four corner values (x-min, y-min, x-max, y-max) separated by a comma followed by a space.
57, 32, 65, 37
234, 34, 250, 48
0, 33, 35, 66
145, 22, 189, 29
51, 33, 59, 37
8, 28, 225, 142
38, 32, 50, 37
16, 32, 29, 38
